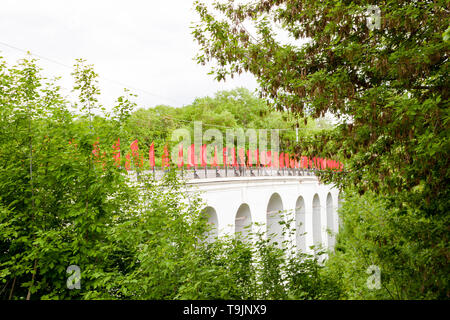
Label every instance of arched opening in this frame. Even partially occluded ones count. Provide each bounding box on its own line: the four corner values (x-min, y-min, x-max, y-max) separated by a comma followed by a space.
312, 194, 322, 247
295, 196, 306, 252
266, 193, 284, 247
235, 203, 252, 241
202, 206, 218, 242
326, 193, 335, 249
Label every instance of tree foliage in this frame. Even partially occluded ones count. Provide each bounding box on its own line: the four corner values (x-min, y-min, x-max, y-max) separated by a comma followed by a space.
192, 0, 449, 298
0, 55, 340, 300
326, 191, 449, 299
192, 0, 449, 215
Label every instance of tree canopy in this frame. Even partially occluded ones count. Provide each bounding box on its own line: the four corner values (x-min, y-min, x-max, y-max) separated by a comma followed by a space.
193, 0, 449, 216
0, 55, 339, 300
192, 0, 449, 298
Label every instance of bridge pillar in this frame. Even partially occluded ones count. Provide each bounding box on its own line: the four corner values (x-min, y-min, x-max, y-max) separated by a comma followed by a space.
334, 192, 341, 233
304, 193, 315, 253
249, 200, 268, 240
320, 190, 329, 250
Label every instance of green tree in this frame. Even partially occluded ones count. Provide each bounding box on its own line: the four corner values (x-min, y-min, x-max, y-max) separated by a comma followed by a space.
0, 56, 137, 299
0, 55, 342, 300
192, 0, 449, 298
193, 0, 449, 213
325, 191, 449, 299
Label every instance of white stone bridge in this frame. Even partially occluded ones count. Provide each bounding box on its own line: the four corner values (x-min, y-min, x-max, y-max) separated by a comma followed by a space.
139, 167, 341, 253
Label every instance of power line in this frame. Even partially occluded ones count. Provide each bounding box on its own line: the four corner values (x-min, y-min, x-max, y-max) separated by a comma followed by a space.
161, 115, 293, 131
0, 40, 183, 105
0, 40, 297, 132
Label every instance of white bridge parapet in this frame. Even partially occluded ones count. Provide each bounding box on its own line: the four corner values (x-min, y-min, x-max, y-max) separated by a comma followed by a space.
185, 175, 340, 253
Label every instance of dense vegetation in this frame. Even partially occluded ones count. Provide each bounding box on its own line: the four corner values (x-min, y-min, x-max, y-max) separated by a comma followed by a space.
0, 56, 341, 300
192, 0, 449, 299
1, 0, 448, 300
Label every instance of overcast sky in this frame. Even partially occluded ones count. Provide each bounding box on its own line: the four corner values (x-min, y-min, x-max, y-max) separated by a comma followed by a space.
0, 0, 259, 109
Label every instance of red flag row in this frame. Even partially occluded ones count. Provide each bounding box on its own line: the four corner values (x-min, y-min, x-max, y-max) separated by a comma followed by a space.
84, 139, 344, 172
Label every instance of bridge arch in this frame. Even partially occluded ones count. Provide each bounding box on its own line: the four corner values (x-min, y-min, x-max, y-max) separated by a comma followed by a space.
202, 206, 218, 242
266, 193, 284, 247
326, 193, 334, 249
312, 194, 322, 248
295, 196, 306, 252
235, 203, 252, 241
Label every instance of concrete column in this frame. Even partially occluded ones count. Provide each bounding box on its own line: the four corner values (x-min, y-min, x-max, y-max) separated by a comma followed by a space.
304, 192, 314, 254
250, 199, 268, 239
334, 190, 341, 233
215, 197, 238, 238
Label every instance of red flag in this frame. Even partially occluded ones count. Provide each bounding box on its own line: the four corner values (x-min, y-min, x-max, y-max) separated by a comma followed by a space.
149, 142, 155, 168
130, 139, 137, 164
247, 149, 252, 167
212, 146, 218, 167
130, 139, 138, 154
113, 138, 120, 167
279, 152, 284, 168
222, 147, 228, 168
273, 151, 279, 168
188, 144, 196, 168
266, 150, 272, 167
238, 148, 245, 166
231, 148, 237, 167
201, 144, 207, 167
178, 144, 184, 168
285, 153, 289, 168
255, 149, 259, 167
161, 144, 169, 167
130, 139, 142, 168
